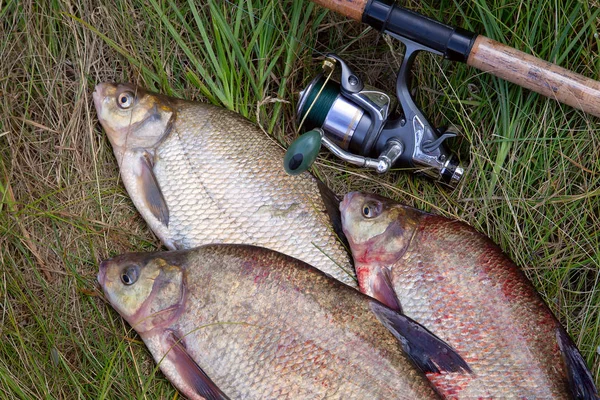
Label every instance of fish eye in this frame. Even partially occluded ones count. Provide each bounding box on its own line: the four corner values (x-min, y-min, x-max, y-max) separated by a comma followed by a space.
117, 91, 134, 109
121, 265, 139, 285
361, 201, 381, 219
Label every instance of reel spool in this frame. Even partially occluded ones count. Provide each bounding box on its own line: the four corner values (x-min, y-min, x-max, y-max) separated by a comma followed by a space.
297, 74, 371, 155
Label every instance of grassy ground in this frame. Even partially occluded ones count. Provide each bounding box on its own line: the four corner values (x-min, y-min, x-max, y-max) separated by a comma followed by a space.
1, 0, 598, 397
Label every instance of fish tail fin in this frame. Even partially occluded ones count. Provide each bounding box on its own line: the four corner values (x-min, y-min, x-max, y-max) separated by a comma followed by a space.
556, 327, 599, 399
370, 301, 472, 374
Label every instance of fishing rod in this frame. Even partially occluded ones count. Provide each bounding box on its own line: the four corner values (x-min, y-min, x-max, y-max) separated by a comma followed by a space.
283, 0, 600, 187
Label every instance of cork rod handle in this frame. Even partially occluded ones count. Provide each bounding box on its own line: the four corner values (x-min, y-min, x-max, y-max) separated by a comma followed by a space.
309, 0, 368, 21
467, 36, 600, 117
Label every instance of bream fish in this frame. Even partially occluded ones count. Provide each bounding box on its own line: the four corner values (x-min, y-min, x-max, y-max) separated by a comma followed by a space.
98, 244, 471, 399
340, 191, 598, 399
93, 83, 355, 287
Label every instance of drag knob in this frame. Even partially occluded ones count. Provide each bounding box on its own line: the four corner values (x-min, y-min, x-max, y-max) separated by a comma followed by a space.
283, 129, 322, 175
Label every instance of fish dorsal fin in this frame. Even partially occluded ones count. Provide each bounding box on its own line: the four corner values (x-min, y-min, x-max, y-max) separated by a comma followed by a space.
556, 327, 599, 399
371, 266, 403, 313
165, 331, 230, 400
370, 301, 471, 375
137, 152, 169, 227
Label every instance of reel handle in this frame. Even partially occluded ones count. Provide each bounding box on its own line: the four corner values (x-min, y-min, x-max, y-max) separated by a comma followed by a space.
283, 129, 322, 175
283, 128, 404, 175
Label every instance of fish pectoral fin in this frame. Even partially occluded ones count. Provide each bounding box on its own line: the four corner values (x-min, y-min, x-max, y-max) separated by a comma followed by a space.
164, 331, 230, 400
137, 152, 169, 227
370, 267, 403, 313
370, 301, 472, 375
556, 327, 599, 399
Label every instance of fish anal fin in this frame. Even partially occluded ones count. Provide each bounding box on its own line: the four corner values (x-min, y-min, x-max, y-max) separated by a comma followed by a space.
556, 327, 599, 399
370, 301, 472, 375
137, 152, 169, 227
371, 267, 403, 313
164, 331, 230, 400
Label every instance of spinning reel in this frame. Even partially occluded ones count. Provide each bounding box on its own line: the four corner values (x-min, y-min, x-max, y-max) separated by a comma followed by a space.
284, 48, 464, 187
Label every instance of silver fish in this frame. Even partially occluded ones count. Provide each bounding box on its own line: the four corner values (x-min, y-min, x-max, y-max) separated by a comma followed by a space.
93, 83, 356, 287
98, 245, 471, 399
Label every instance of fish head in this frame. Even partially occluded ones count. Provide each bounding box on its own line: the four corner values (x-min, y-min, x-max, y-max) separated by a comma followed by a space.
340, 192, 421, 265
93, 83, 175, 163
98, 252, 186, 333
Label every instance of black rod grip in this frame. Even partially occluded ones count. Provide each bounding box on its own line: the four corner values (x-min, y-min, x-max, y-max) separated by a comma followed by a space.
362, 0, 477, 62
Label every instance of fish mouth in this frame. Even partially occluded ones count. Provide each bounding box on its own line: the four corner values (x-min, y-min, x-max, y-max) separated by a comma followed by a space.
97, 259, 110, 287
92, 83, 109, 114
340, 191, 359, 216
92, 84, 102, 112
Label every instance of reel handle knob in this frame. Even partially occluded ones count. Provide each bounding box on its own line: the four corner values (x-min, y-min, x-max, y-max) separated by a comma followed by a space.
283, 129, 322, 175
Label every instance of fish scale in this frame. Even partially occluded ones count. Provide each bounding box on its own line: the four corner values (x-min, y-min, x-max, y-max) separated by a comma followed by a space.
93, 83, 356, 287
424, 235, 555, 396
406, 216, 560, 397
155, 103, 353, 281
172, 248, 428, 399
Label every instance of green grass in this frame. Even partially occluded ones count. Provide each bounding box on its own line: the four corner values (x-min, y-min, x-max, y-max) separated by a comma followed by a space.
1, 0, 599, 397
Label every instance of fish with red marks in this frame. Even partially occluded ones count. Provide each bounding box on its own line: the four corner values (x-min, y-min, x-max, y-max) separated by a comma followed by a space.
340, 191, 598, 399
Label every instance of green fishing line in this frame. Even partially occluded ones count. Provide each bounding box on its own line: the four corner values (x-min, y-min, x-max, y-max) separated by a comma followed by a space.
299, 76, 339, 128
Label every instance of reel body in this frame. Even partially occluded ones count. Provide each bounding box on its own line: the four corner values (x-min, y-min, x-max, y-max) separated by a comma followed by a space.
285, 47, 463, 187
